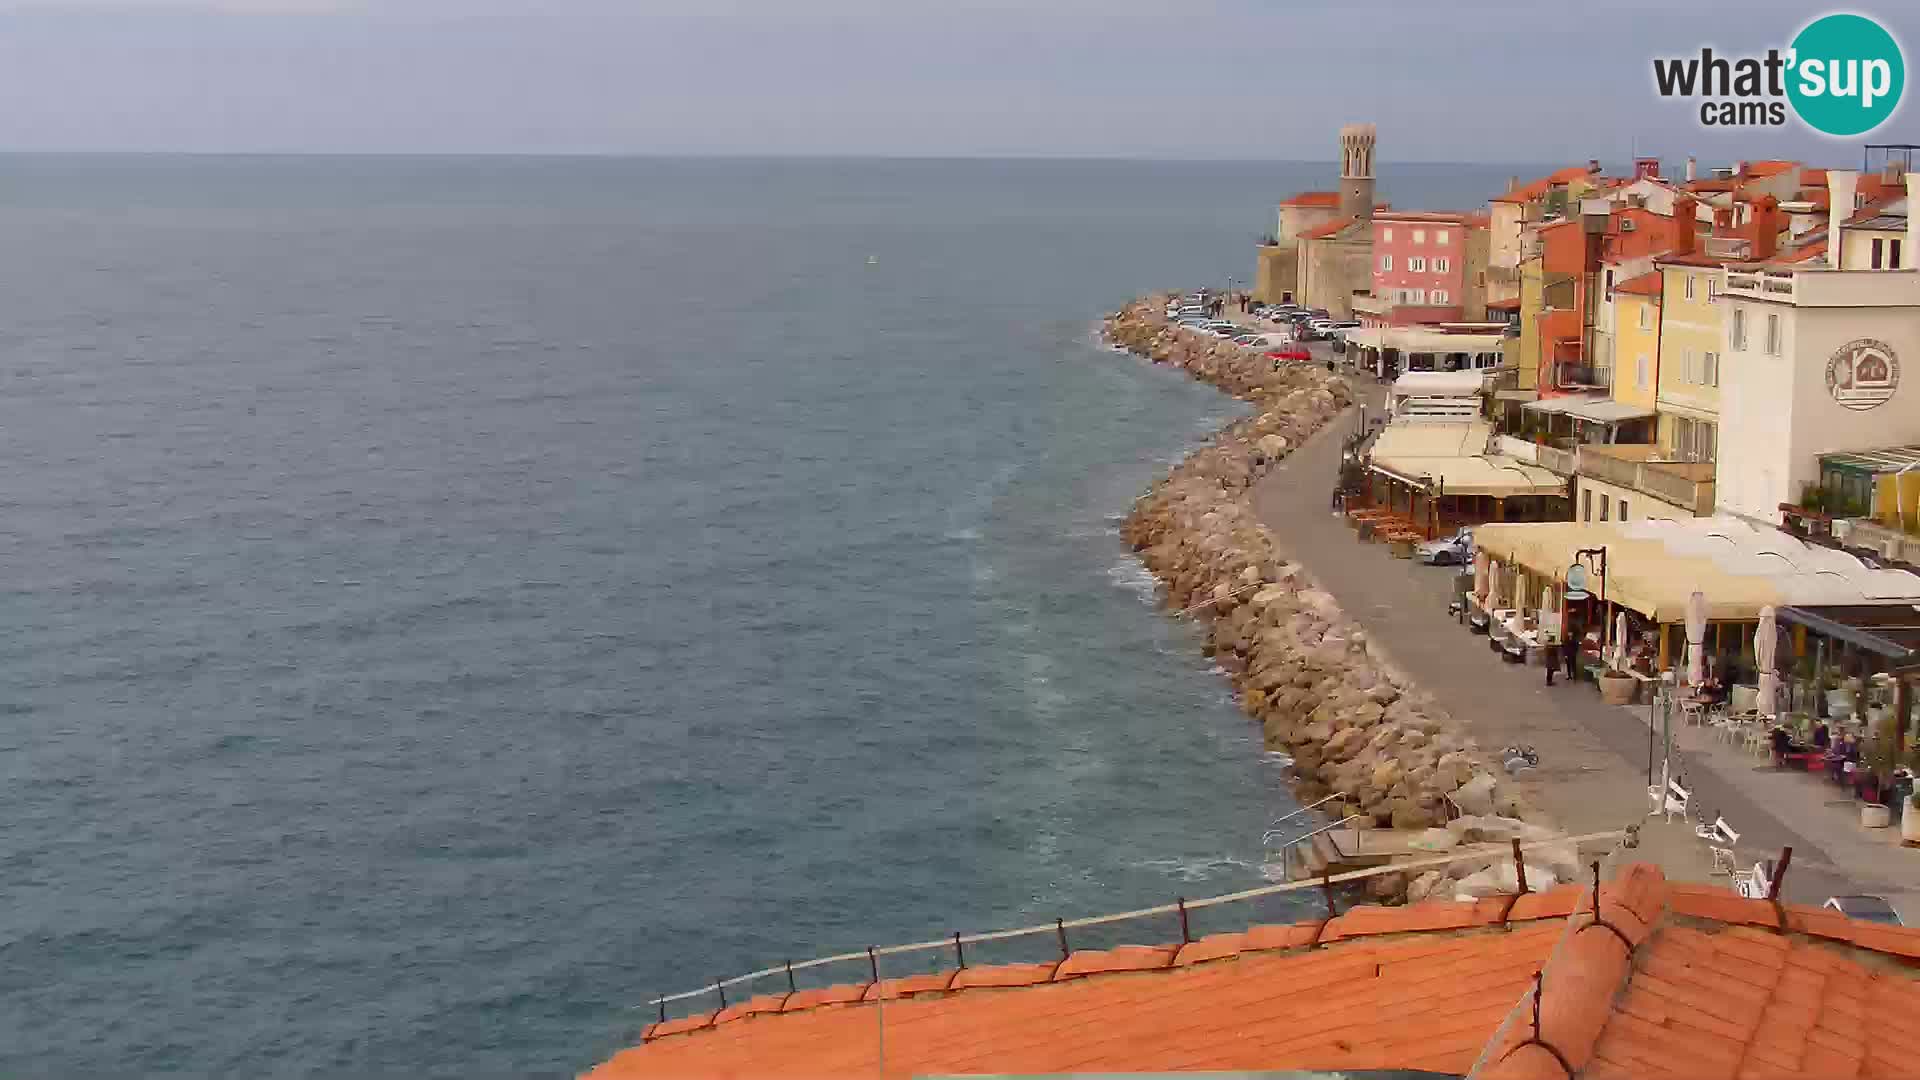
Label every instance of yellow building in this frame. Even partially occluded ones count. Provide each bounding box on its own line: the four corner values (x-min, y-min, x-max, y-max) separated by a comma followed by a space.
1512, 255, 1545, 392
1653, 255, 1726, 461
1610, 271, 1662, 413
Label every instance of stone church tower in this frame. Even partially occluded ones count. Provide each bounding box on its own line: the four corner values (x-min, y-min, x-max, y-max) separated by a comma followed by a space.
1337, 123, 1377, 222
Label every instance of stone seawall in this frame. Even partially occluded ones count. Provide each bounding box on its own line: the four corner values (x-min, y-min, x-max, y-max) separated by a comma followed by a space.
1105, 296, 1580, 903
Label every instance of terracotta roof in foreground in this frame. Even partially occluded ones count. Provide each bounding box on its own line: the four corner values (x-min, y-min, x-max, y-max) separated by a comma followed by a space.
591, 864, 1920, 1080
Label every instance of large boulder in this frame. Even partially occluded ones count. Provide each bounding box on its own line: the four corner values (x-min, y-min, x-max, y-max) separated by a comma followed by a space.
1451, 772, 1498, 817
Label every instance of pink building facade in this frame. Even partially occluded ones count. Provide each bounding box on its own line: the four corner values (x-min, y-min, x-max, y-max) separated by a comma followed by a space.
1369, 213, 1471, 324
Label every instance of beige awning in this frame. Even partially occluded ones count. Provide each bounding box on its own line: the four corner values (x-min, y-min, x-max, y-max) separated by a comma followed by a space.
1368, 421, 1564, 498
1472, 522, 1781, 623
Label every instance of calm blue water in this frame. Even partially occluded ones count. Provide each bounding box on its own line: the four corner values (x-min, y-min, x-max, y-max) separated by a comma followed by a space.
0, 155, 1527, 1075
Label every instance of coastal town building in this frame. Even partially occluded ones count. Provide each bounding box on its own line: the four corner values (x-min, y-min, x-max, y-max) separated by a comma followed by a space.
1297, 124, 1381, 318
1365, 211, 1472, 323
1253, 191, 1344, 304
1653, 250, 1729, 463
1715, 169, 1920, 527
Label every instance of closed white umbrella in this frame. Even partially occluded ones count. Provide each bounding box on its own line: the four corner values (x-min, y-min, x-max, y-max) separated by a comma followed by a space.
1473, 551, 1489, 598
1613, 611, 1630, 670
1756, 605, 1779, 718
1542, 586, 1556, 640
1685, 590, 1708, 687
1488, 559, 1501, 605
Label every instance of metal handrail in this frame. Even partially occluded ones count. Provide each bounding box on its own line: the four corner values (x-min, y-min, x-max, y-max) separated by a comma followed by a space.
643, 829, 1629, 1012
1268, 813, 1362, 881
1261, 793, 1344, 837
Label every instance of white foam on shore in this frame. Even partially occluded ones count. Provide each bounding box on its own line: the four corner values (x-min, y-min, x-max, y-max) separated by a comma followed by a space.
1105, 555, 1160, 603
1134, 854, 1259, 883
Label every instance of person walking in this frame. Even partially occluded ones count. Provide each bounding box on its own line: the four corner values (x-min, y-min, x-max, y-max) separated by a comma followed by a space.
1562, 621, 1582, 684
1544, 631, 1558, 686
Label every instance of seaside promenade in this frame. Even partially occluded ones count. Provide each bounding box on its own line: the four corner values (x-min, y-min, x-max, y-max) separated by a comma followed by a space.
1244, 354, 1920, 912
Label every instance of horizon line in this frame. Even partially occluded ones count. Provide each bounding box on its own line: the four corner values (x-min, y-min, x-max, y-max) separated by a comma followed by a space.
0, 148, 1589, 168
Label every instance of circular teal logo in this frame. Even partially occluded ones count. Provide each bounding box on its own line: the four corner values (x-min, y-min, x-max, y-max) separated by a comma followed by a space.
1788, 13, 1905, 136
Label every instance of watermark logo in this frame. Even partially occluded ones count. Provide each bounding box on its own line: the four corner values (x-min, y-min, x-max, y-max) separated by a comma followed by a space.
1652, 12, 1904, 136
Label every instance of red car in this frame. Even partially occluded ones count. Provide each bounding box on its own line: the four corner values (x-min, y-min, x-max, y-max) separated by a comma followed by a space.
1267, 347, 1312, 364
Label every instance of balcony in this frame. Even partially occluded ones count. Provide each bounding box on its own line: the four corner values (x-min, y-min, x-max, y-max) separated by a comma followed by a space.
1575, 444, 1716, 516
1702, 236, 1753, 260
1724, 267, 1796, 302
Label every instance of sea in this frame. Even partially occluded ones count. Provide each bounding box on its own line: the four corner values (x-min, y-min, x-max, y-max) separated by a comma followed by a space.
0, 154, 1534, 1075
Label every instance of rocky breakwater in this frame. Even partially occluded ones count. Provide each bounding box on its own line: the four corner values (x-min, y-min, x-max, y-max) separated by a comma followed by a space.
1105, 296, 1583, 903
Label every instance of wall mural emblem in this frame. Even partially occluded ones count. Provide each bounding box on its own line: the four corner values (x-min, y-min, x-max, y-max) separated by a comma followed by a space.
1825, 338, 1900, 411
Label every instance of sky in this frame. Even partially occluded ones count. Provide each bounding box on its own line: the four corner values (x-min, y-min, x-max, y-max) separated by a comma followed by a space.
0, 0, 1912, 163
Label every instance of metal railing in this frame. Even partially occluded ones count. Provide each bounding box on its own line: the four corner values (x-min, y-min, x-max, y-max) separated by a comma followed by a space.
1260, 793, 1346, 842
1267, 814, 1361, 882
642, 829, 1630, 1019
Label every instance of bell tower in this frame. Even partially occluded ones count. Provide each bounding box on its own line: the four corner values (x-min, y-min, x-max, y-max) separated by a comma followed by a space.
1338, 123, 1377, 222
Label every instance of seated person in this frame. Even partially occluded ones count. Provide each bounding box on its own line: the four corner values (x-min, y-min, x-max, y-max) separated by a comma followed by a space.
1812, 721, 1831, 750
1771, 726, 1793, 765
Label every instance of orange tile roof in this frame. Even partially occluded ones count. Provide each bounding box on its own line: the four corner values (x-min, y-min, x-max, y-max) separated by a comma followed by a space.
1375, 210, 1476, 223
1493, 165, 1595, 204
1655, 251, 1730, 268
1614, 271, 1663, 297
1301, 216, 1358, 240
594, 863, 1920, 1080
1772, 238, 1827, 264
1743, 159, 1798, 178
1281, 191, 1340, 207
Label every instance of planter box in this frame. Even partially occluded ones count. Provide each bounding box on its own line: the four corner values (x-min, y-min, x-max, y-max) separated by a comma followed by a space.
1599, 673, 1637, 706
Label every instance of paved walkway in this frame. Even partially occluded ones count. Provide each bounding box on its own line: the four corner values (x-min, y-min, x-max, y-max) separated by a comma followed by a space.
1244, 355, 1913, 910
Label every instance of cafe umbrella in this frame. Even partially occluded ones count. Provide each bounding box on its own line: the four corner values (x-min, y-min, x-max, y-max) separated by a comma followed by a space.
1756, 605, 1779, 719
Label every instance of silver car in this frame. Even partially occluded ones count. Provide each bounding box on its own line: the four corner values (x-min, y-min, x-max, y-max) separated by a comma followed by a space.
1415, 528, 1473, 565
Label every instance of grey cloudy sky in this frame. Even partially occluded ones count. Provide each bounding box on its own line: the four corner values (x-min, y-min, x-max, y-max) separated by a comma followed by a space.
0, 0, 1911, 162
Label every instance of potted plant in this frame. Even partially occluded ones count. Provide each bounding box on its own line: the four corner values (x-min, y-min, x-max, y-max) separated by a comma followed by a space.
1599, 666, 1637, 705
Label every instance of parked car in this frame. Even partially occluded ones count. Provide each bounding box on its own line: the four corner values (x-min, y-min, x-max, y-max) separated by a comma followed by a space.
1416, 528, 1474, 565
1824, 895, 1904, 925
1267, 346, 1312, 365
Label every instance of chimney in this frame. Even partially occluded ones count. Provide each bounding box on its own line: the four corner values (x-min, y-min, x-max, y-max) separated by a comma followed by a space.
1906, 173, 1919, 270
1829, 169, 1859, 268
1751, 196, 1781, 261
1588, 158, 1602, 174
1635, 157, 1661, 180
1686, 156, 1697, 182
1509, 175, 1520, 193
1735, 159, 1749, 177
1673, 197, 1698, 255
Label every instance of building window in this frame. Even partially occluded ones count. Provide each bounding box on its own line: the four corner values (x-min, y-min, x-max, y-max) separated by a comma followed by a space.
1873, 238, 1885, 269
1583, 490, 1592, 521
1765, 313, 1780, 356
1619, 499, 1629, 520
1409, 256, 1426, 272
1413, 228, 1427, 244
1683, 347, 1696, 383
1409, 288, 1427, 304
1435, 257, 1450, 273
1437, 230, 1450, 245
1685, 275, 1696, 301
1381, 227, 1393, 242
1637, 353, 1649, 387
1637, 303, 1652, 330
1381, 254, 1392, 271
1895, 239, 1905, 267
1704, 351, 1719, 386
1599, 495, 1611, 521
1707, 278, 1719, 304
1432, 289, 1449, 304
1731, 308, 1747, 350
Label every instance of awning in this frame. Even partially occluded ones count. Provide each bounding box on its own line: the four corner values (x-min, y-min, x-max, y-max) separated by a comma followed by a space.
1777, 604, 1920, 661
1368, 421, 1564, 498
1393, 329, 1508, 353
1343, 328, 1391, 351
1522, 397, 1656, 424
1472, 517, 1920, 623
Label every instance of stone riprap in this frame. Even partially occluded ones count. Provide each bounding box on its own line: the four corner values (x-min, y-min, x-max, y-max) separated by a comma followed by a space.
1105, 296, 1570, 901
